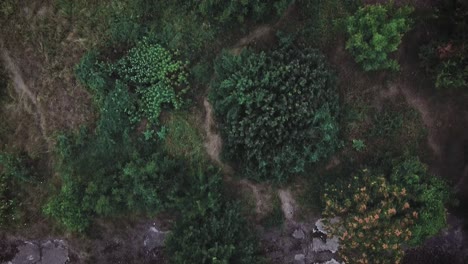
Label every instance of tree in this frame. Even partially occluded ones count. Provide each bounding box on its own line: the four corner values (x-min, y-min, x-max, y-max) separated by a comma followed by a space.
210, 45, 340, 181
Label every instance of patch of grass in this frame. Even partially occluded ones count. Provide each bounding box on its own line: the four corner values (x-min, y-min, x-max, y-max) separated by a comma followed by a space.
300, 0, 359, 48
163, 111, 206, 163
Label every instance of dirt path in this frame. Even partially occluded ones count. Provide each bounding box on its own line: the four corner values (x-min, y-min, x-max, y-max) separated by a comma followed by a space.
0, 42, 51, 148
203, 98, 223, 165
203, 98, 276, 218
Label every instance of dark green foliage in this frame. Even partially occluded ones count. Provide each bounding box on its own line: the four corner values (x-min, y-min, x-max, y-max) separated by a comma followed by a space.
0, 65, 6, 94
419, 1, 468, 90
299, 0, 359, 47
181, 0, 290, 26
346, 4, 413, 71
210, 46, 340, 181
0, 153, 32, 228
369, 103, 427, 162
351, 139, 366, 152
260, 194, 284, 229
75, 50, 109, 99
166, 170, 261, 264
435, 58, 468, 89
390, 157, 451, 246
56, 0, 161, 47
0, 0, 16, 19
154, 8, 217, 61
370, 107, 404, 138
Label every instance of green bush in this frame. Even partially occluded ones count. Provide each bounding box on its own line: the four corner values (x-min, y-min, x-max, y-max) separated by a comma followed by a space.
345, 4, 413, 71
435, 58, 468, 89
166, 169, 262, 264
114, 38, 189, 127
322, 157, 450, 263
210, 46, 340, 182
75, 38, 189, 131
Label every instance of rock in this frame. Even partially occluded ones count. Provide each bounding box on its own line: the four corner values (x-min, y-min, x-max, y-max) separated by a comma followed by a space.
143, 227, 169, 251
311, 236, 339, 253
40, 240, 69, 264
315, 217, 340, 235
310, 250, 335, 263
10, 242, 40, 264
294, 254, 305, 264
320, 259, 342, 264
292, 229, 305, 240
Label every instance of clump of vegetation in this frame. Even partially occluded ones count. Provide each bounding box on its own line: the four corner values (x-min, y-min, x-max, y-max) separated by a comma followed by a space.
163, 112, 206, 162
0, 153, 32, 228
419, 0, 468, 90
352, 139, 366, 152
181, 0, 290, 26
345, 4, 413, 71
113, 38, 189, 127
76, 38, 188, 135
210, 45, 340, 182
323, 157, 450, 263
45, 37, 192, 231
260, 194, 284, 229
166, 170, 262, 264
300, 0, 359, 47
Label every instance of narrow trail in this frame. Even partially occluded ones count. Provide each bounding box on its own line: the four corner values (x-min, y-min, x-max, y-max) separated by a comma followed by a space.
202, 98, 274, 218
0, 42, 51, 149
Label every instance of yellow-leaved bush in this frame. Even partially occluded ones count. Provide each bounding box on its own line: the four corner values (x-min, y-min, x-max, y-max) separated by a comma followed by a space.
323, 157, 450, 264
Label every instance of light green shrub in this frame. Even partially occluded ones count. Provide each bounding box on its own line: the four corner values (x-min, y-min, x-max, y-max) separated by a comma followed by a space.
345, 4, 413, 71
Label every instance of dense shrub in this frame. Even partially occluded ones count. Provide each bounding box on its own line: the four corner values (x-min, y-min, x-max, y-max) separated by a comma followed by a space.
166, 169, 261, 264
75, 39, 188, 132
210, 46, 340, 181
44, 134, 200, 232
113, 38, 189, 126
323, 157, 450, 263
435, 58, 468, 89
345, 4, 413, 71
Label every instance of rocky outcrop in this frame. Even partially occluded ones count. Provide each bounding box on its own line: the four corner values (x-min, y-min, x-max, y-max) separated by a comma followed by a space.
4, 240, 69, 264
261, 218, 343, 264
